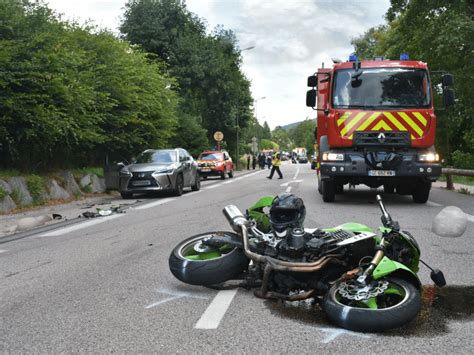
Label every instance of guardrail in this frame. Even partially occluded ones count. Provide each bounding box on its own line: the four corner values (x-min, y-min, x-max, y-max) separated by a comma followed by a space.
442, 167, 474, 190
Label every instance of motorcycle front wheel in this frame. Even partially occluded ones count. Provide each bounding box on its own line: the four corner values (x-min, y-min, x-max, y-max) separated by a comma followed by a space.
322, 277, 421, 332
169, 231, 250, 286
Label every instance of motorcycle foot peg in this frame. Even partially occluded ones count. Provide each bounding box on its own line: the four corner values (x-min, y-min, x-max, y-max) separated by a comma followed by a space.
430, 268, 446, 287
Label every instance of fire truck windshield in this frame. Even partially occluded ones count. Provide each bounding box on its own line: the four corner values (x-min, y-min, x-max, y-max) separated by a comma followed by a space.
332, 68, 431, 109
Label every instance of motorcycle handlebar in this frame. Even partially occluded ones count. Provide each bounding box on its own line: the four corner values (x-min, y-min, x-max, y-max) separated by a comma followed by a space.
376, 194, 393, 226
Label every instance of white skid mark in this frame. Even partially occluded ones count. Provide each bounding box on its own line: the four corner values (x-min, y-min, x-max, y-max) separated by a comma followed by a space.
466, 213, 474, 223
37, 214, 124, 237
194, 289, 238, 329
134, 198, 176, 210
319, 327, 371, 343
0, 250, 8, 254
145, 289, 208, 309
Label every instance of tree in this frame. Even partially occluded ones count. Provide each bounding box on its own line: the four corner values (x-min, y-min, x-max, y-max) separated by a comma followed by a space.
261, 121, 272, 140
289, 119, 317, 155
120, 0, 253, 158
272, 126, 293, 151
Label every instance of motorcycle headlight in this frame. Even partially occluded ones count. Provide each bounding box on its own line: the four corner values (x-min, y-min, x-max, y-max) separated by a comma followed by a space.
322, 152, 344, 161
418, 153, 439, 162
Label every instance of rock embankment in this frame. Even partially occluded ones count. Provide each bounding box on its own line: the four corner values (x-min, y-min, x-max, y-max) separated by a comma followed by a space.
0, 172, 106, 213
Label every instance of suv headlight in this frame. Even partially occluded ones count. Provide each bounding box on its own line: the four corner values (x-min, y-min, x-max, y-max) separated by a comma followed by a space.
119, 169, 132, 176
152, 168, 174, 175
418, 153, 439, 162
322, 152, 344, 161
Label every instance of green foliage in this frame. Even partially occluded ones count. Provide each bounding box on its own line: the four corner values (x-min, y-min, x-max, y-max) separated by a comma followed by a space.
82, 184, 93, 193
288, 119, 317, 155
26, 174, 45, 204
120, 0, 253, 157
458, 187, 471, 195
352, 0, 474, 168
0, 0, 178, 170
72, 167, 104, 178
271, 127, 293, 151
261, 121, 272, 140
0, 169, 22, 179
10, 188, 20, 205
169, 113, 209, 157
451, 151, 474, 170
260, 139, 279, 151
0, 186, 7, 199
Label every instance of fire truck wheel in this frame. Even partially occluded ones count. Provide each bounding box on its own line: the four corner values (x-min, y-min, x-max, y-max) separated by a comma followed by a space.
335, 184, 344, 194
383, 184, 395, 194
412, 181, 431, 203
322, 180, 335, 202
317, 177, 323, 194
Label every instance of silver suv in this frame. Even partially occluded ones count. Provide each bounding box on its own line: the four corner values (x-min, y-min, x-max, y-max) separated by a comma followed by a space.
118, 148, 200, 198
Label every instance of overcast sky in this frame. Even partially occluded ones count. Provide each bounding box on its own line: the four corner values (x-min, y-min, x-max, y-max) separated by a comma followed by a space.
46, 0, 390, 129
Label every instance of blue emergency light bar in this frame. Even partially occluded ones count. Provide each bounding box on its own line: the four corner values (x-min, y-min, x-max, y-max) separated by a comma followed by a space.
348, 53, 358, 62
400, 53, 410, 60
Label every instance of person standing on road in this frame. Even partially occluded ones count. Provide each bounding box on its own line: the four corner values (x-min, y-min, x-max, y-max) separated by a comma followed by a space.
266, 154, 272, 169
252, 154, 257, 169
247, 154, 251, 170
267, 153, 283, 180
258, 153, 265, 169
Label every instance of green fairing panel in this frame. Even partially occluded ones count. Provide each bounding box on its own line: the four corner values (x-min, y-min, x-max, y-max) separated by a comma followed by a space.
373, 256, 418, 281
323, 223, 373, 233
248, 196, 274, 211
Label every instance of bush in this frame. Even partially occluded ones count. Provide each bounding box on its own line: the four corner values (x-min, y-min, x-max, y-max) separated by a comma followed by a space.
451, 150, 474, 170
26, 175, 46, 205
0, 186, 7, 199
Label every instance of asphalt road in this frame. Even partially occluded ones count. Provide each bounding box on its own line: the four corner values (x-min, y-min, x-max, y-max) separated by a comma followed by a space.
1, 163, 473, 353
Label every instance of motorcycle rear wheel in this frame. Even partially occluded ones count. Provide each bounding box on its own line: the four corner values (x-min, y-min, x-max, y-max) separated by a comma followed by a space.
322, 277, 421, 332
169, 231, 249, 286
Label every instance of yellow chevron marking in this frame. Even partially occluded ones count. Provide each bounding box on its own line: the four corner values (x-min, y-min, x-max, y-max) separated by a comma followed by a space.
337, 112, 351, 127
340, 112, 366, 136
356, 112, 380, 131
412, 112, 427, 126
399, 112, 423, 137
384, 112, 407, 131
372, 120, 392, 131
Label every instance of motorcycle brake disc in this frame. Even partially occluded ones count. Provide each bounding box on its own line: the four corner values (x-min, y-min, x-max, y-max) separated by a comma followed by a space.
337, 280, 389, 301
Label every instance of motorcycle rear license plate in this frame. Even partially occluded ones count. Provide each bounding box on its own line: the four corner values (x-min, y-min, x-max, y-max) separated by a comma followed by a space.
368, 170, 396, 177
132, 180, 151, 186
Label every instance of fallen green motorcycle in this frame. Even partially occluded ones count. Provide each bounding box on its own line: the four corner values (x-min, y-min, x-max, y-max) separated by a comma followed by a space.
169, 194, 446, 332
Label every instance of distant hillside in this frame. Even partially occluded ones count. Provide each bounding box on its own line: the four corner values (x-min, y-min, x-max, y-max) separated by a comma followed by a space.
279, 119, 316, 132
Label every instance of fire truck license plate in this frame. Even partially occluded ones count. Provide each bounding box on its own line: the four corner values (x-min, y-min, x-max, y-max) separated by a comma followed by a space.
200, 168, 211, 172
368, 170, 396, 177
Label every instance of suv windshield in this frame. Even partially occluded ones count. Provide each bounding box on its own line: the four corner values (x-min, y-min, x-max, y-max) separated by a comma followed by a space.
199, 153, 224, 160
333, 68, 431, 109
135, 150, 177, 164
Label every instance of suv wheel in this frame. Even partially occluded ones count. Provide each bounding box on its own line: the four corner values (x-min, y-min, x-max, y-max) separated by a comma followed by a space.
120, 191, 133, 199
173, 174, 184, 196
191, 174, 201, 191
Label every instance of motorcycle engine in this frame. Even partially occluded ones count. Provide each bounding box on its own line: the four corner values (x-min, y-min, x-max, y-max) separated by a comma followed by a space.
276, 228, 375, 262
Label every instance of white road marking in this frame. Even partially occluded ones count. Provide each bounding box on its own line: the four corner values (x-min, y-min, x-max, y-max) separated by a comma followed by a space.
427, 201, 443, 207
318, 327, 370, 343
134, 198, 176, 210
293, 165, 300, 180
0, 250, 8, 254
145, 289, 208, 309
280, 179, 303, 187
194, 289, 238, 329
286, 186, 292, 193
183, 190, 203, 197
37, 214, 124, 237
204, 183, 222, 190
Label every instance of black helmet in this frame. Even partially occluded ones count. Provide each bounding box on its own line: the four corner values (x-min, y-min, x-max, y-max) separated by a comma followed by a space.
269, 193, 306, 234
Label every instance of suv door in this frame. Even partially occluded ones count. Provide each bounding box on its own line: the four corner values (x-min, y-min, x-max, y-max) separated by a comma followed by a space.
179, 149, 192, 186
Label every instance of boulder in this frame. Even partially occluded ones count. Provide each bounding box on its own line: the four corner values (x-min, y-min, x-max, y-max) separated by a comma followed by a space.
432, 206, 468, 238
0, 179, 12, 194
62, 171, 82, 196
79, 174, 106, 193
0, 195, 17, 213
7, 177, 33, 206
46, 179, 71, 200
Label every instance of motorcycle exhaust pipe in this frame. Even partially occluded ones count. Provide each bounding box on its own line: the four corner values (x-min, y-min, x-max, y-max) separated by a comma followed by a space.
223, 205, 248, 233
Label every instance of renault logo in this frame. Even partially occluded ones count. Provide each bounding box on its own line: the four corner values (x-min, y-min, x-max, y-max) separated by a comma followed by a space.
378, 132, 386, 143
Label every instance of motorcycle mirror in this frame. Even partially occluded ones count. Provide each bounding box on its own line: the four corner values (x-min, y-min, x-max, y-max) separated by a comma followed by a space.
430, 268, 446, 287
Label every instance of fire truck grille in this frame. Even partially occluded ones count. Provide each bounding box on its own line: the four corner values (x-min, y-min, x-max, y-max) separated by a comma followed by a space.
353, 132, 410, 147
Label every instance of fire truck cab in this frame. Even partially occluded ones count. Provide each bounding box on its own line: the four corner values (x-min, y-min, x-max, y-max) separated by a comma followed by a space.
306, 54, 455, 203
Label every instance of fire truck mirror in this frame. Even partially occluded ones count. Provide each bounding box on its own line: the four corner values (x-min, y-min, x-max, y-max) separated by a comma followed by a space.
443, 88, 455, 107
441, 73, 454, 87
306, 89, 316, 107
307, 75, 318, 88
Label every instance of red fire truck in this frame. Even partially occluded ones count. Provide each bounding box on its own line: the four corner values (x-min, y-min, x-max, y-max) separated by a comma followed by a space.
306, 54, 454, 203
